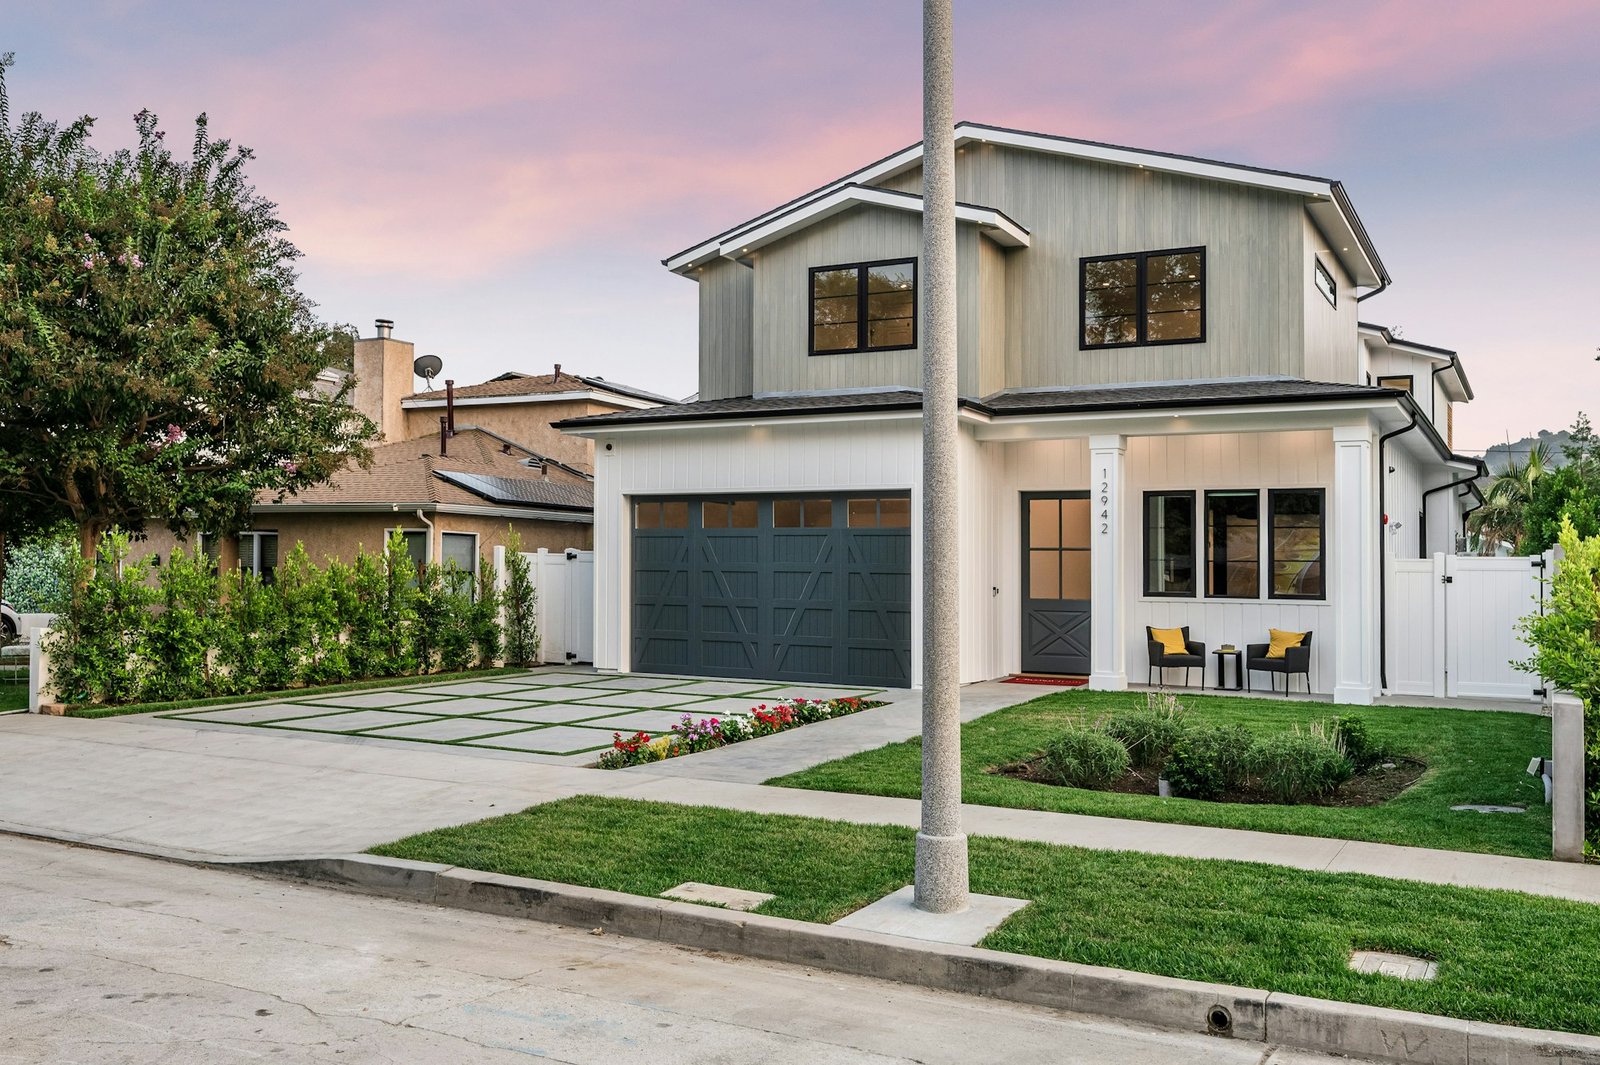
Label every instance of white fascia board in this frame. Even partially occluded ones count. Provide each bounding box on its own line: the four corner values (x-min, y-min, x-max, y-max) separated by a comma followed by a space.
402, 390, 657, 411
968, 399, 1391, 442
1307, 200, 1382, 288
561, 409, 925, 439
713, 185, 1028, 260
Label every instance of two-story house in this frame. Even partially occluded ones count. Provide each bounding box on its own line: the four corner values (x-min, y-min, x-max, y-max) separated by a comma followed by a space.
559, 123, 1482, 704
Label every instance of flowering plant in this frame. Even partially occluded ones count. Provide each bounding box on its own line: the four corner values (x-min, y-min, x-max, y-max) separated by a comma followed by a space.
594, 695, 878, 769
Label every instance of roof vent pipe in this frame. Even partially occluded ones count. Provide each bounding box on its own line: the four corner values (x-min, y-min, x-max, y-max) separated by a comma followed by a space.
553, 363, 562, 381
438, 416, 448, 457
374, 318, 394, 339
445, 379, 456, 434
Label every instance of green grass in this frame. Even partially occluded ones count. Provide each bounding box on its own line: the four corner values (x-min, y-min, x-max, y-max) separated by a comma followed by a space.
373, 796, 1600, 1036
0, 684, 28, 713
65, 666, 538, 719
772, 690, 1553, 859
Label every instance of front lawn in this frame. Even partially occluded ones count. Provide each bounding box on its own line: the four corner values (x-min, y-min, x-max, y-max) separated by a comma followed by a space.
0, 685, 27, 713
771, 690, 1553, 859
373, 796, 1600, 1036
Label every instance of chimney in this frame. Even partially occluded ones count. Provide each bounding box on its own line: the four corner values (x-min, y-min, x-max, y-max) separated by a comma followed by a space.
445, 379, 456, 434
438, 416, 448, 456
351, 317, 414, 443
553, 363, 561, 382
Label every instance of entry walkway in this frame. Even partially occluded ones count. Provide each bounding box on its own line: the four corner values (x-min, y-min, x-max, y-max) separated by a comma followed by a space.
1, 708, 1594, 905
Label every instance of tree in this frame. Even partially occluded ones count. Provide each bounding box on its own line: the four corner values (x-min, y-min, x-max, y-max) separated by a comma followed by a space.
1468, 440, 1549, 554
1517, 414, 1600, 555
0, 54, 374, 562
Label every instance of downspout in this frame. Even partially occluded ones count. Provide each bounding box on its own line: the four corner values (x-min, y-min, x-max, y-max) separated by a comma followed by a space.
415, 509, 435, 568
1377, 409, 1420, 693
1419, 462, 1484, 556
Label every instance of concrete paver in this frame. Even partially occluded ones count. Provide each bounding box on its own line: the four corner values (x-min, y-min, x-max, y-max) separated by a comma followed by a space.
459, 724, 617, 754
364, 717, 537, 742
301, 690, 449, 708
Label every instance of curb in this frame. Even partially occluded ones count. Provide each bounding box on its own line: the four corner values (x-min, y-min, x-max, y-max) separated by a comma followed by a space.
243, 853, 1600, 1065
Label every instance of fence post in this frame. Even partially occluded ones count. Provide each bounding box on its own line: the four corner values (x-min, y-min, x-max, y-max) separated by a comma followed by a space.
492, 545, 508, 668
1552, 691, 1586, 862
28, 624, 55, 713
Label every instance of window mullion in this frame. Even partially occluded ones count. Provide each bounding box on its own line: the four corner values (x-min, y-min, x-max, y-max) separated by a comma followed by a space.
857, 266, 869, 352
1136, 252, 1148, 344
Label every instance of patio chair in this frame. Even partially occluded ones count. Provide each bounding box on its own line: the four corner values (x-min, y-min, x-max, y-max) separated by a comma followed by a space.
1146, 626, 1205, 688
1246, 630, 1314, 696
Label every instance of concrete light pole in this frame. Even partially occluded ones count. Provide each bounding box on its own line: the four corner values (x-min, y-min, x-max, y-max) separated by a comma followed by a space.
914, 0, 969, 915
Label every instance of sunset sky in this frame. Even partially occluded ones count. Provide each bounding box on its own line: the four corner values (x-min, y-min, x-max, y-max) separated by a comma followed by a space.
9, 1, 1597, 453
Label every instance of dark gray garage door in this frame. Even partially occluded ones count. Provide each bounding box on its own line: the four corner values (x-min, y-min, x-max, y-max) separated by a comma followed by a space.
632, 494, 911, 687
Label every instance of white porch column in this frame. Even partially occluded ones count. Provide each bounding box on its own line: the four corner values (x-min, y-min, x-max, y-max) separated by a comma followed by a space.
1088, 434, 1127, 691
1332, 424, 1377, 705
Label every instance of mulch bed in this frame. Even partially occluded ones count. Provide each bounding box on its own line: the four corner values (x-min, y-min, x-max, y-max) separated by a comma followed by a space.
993, 755, 1428, 807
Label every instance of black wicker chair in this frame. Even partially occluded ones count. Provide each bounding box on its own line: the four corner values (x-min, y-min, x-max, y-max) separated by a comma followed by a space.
1246, 631, 1314, 696
1146, 625, 1205, 688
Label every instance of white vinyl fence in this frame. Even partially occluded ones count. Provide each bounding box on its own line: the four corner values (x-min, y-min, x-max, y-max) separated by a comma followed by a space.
493, 547, 595, 666
1386, 552, 1548, 701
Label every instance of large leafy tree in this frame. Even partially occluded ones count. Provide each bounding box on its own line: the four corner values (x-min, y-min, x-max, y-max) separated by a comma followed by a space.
0, 54, 373, 562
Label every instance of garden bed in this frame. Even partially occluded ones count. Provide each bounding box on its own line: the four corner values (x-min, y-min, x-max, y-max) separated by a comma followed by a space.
773, 690, 1553, 858
597, 697, 883, 768
995, 754, 1428, 807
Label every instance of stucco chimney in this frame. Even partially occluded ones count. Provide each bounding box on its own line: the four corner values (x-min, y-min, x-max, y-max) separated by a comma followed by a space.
351, 318, 415, 443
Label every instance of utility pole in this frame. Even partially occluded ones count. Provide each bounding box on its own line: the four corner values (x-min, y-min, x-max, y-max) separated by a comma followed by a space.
914, 0, 969, 915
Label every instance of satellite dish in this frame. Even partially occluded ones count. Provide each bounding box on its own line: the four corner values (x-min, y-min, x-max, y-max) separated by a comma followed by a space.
413, 354, 443, 387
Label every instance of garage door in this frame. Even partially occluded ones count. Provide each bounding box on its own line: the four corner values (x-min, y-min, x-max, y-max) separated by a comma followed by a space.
632, 494, 912, 687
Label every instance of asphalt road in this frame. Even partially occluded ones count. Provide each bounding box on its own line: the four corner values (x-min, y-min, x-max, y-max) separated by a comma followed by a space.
0, 834, 1374, 1064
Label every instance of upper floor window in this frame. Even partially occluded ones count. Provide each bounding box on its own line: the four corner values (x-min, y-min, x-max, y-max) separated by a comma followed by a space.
1376, 374, 1413, 394
810, 259, 917, 356
1081, 247, 1205, 348
1314, 258, 1337, 306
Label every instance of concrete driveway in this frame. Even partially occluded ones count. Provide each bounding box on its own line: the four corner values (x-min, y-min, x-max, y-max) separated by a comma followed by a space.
157, 668, 883, 761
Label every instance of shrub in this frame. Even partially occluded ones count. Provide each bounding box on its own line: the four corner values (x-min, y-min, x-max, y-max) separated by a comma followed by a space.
1333, 715, 1384, 771
1101, 692, 1188, 769
1039, 726, 1131, 789
47, 531, 156, 704
502, 529, 541, 668
1163, 724, 1253, 800
1250, 725, 1354, 804
2, 527, 75, 614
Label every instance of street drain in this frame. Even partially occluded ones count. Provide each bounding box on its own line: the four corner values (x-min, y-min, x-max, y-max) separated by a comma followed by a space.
1349, 950, 1437, 981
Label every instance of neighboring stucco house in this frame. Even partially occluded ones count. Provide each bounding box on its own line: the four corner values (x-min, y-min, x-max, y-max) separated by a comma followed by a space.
143, 320, 669, 577
559, 122, 1481, 704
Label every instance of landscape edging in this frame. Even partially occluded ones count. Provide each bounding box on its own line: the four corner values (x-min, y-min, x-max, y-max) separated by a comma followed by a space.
242, 853, 1600, 1065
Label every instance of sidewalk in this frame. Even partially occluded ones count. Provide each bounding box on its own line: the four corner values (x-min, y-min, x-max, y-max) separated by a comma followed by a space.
3, 709, 1595, 904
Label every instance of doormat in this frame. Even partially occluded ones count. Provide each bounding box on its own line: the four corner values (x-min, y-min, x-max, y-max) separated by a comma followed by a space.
1003, 675, 1087, 686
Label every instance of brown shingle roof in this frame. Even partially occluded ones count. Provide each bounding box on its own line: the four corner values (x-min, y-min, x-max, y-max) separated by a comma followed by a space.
263, 428, 591, 512
404, 372, 675, 405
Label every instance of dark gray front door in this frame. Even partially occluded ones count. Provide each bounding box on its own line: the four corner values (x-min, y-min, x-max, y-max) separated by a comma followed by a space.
632, 495, 911, 687
1022, 492, 1091, 674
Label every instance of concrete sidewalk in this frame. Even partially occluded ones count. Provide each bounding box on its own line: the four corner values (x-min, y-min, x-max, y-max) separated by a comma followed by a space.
1, 711, 1595, 903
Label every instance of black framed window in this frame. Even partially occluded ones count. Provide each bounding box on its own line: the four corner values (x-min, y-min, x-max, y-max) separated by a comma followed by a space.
1268, 489, 1325, 600
1376, 374, 1413, 395
1081, 247, 1204, 348
1143, 491, 1196, 597
810, 259, 916, 355
1204, 491, 1259, 599
1314, 258, 1337, 306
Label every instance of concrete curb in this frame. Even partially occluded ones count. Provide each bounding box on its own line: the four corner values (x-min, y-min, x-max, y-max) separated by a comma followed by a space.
244, 853, 1600, 1065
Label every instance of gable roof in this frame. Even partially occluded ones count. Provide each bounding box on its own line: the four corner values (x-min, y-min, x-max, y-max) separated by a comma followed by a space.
402, 371, 674, 407
664, 121, 1387, 290
261, 427, 592, 515
1359, 322, 1474, 402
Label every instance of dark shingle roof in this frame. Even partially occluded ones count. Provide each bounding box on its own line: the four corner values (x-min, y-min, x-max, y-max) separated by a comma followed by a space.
555, 379, 1402, 430
433, 471, 594, 510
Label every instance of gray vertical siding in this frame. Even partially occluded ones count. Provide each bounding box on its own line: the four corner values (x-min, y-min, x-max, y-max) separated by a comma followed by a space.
978, 237, 1007, 397
697, 259, 754, 400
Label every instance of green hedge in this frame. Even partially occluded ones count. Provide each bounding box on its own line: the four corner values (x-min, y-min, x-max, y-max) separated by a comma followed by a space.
49, 530, 506, 707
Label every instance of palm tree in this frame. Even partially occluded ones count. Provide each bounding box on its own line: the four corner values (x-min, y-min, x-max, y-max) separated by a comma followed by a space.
1468, 441, 1550, 553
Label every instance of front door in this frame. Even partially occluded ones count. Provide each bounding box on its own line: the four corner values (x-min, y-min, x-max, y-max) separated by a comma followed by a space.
1021, 492, 1091, 674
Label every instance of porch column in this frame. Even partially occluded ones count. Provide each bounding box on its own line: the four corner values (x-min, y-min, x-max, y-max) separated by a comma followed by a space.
1332, 424, 1377, 705
1088, 434, 1127, 691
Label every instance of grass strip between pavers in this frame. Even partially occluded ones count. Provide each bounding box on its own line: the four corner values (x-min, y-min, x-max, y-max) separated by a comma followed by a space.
64, 666, 542, 719
771, 689, 1554, 860
371, 795, 1600, 1037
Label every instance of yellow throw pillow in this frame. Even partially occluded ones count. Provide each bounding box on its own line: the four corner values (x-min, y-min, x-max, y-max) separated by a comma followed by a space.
1266, 629, 1306, 659
1150, 627, 1188, 656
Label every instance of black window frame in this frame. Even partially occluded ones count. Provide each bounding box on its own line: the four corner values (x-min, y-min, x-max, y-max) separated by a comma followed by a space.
1376, 374, 1414, 395
1202, 489, 1260, 600
1267, 487, 1327, 602
1313, 257, 1337, 307
1142, 490, 1197, 598
1079, 246, 1206, 350
808, 257, 918, 357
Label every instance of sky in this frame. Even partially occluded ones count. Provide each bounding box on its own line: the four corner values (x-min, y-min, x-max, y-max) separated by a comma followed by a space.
7, 0, 1598, 453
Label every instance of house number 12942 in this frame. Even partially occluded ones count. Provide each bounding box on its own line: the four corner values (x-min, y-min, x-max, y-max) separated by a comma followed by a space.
1099, 468, 1110, 534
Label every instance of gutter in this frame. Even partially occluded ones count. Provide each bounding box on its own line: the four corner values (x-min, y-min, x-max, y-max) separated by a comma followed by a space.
1377, 411, 1421, 692
1419, 459, 1486, 556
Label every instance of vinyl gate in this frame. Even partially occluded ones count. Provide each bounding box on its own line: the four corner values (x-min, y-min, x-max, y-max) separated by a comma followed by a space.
1386, 553, 1547, 700
493, 547, 595, 665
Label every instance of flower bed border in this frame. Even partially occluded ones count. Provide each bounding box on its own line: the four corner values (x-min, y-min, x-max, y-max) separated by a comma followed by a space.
596, 697, 881, 768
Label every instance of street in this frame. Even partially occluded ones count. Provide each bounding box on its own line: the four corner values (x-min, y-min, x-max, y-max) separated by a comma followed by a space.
0, 834, 1373, 1064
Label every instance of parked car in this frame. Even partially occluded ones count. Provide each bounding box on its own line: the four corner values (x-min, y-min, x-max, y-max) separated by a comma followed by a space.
1, 600, 18, 641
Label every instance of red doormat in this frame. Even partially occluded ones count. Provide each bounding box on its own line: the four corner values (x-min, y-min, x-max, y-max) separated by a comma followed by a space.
1003, 674, 1088, 686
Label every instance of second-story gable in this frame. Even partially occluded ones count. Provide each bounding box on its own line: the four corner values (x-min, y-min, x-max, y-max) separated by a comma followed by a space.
672, 123, 1385, 402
